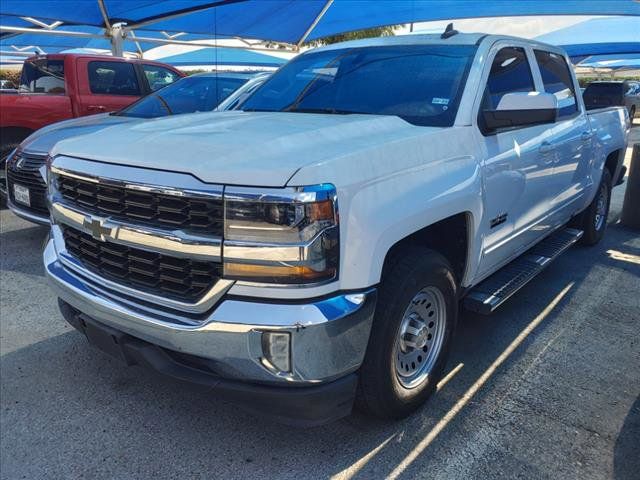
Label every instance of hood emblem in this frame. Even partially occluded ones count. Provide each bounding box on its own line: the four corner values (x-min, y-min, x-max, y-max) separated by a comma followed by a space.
83, 215, 112, 241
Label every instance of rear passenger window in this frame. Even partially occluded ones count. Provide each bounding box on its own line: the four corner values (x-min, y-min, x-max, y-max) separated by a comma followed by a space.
534, 50, 578, 118
19, 59, 65, 94
88, 61, 140, 96
482, 47, 535, 110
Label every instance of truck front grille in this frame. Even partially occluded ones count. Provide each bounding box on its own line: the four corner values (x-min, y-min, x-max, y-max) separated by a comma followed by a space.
63, 226, 221, 302
7, 152, 48, 215
57, 175, 223, 236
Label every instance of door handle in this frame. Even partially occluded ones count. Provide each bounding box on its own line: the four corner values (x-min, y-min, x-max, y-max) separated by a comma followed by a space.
87, 105, 106, 112
581, 131, 594, 141
539, 141, 556, 154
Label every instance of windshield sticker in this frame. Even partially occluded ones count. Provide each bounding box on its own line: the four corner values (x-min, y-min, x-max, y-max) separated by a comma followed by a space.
432, 97, 450, 105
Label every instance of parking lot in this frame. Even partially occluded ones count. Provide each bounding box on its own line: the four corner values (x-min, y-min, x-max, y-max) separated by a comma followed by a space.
1, 128, 639, 479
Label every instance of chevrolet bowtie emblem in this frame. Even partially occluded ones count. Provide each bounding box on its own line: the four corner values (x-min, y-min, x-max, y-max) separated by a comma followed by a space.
83, 216, 111, 241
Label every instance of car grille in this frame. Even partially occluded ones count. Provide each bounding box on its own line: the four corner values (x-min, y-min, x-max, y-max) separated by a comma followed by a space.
63, 226, 221, 302
56, 175, 224, 236
7, 152, 48, 215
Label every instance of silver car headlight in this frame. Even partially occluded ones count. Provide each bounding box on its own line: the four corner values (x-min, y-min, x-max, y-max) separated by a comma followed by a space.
223, 184, 339, 285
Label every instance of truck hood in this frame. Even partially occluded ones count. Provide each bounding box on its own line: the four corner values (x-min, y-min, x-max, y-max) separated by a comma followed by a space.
21, 113, 138, 155
52, 111, 434, 187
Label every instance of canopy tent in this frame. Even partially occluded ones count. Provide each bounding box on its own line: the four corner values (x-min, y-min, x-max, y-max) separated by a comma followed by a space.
577, 53, 640, 69
147, 43, 293, 67
0, 25, 244, 55
535, 16, 639, 59
2, 0, 639, 52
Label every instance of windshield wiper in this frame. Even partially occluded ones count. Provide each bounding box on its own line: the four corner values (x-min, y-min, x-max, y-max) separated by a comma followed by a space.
284, 107, 367, 115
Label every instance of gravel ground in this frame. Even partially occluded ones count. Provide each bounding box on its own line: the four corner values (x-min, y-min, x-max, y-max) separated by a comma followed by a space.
1, 129, 639, 480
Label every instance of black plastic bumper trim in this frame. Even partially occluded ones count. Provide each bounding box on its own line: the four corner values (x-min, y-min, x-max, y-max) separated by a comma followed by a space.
58, 299, 358, 427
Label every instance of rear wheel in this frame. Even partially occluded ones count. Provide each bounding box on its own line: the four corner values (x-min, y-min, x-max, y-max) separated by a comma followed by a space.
576, 169, 612, 246
357, 248, 457, 419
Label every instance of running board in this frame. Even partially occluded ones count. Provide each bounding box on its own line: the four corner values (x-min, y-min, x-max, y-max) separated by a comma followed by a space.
464, 228, 583, 314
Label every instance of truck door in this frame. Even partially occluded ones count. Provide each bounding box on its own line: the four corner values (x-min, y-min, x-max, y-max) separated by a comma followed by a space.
532, 49, 590, 225
76, 59, 144, 116
475, 45, 558, 278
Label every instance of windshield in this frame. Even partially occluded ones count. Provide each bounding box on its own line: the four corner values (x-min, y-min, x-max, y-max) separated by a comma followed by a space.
242, 44, 477, 127
19, 59, 65, 94
117, 75, 250, 118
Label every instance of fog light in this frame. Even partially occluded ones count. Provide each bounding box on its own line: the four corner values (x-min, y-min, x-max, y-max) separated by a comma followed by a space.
261, 331, 291, 373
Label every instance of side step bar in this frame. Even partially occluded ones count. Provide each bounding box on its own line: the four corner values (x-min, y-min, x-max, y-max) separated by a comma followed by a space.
464, 228, 583, 315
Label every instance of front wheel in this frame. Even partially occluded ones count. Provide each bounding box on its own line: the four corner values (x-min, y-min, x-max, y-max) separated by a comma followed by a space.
356, 248, 458, 419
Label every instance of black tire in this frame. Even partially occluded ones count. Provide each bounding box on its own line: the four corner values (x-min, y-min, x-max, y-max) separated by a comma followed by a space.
356, 248, 458, 419
577, 169, 612, 246
630, 106, 636, 124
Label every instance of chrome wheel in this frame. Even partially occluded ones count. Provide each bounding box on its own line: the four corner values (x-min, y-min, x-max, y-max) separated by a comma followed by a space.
394, 287, 446, 389
594, 181, 609, 231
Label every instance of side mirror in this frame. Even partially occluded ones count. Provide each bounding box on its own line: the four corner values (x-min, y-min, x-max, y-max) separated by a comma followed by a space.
482, 92, 557, 132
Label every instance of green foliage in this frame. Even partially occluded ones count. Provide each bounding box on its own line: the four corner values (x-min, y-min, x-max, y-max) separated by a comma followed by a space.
577, 76, 640, 87
0, 69, 21, 86
183, 69, 208, 76
305, 26, 398, 47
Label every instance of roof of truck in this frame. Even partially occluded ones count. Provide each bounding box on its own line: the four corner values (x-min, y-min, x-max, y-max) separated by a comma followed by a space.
22, 53, 183, 68
310, 33, 564, 55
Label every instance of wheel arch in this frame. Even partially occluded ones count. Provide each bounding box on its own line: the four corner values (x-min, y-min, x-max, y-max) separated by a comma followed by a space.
603, 148, 624, 185
381, 212, 473, 287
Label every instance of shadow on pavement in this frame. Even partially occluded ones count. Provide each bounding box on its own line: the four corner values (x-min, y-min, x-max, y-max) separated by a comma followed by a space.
614, 395, 640, 480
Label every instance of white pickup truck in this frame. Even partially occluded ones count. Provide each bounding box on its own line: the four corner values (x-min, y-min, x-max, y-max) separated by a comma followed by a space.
44, 33, 629, 426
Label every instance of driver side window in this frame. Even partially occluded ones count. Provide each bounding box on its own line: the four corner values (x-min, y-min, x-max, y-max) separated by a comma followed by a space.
478, 47, 536, 134
483, 47, 535, 110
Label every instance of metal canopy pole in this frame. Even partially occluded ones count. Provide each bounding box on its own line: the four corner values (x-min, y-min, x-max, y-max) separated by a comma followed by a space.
0, 25, 105, 39
97, 0, 112, 29
296, 0, 334, 50
110, 23, 125, 56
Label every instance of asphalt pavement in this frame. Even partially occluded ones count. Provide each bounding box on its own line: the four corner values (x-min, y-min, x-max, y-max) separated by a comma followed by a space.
1, 128, 639, 480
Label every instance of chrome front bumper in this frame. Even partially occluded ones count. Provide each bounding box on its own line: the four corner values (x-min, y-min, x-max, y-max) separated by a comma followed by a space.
44, 237, 376, 385
8, 198, 50, 225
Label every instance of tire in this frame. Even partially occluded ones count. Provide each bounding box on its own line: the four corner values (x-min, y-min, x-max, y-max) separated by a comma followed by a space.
577, 169, 612, 246
356, 248, 458, 419
630, 106, 636, 124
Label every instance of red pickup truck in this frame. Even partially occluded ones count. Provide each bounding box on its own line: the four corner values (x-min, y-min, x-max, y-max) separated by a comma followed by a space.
0, 53, 184, 164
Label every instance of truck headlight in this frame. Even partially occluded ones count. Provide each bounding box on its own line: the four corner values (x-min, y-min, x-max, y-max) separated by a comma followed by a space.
223, 184, 339, 285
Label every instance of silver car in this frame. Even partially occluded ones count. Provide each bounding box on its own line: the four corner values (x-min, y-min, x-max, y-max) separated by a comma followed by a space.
4, 72, 271, 224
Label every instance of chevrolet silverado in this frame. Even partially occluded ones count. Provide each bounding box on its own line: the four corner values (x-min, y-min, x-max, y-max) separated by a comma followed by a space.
43, 33, 629, 426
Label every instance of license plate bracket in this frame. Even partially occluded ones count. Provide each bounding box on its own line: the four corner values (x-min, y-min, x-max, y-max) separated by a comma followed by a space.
13, 184, 30, 206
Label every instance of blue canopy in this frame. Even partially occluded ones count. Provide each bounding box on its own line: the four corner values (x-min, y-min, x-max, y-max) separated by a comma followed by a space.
2, 0, 639, 45
536, 16, 639, 58
577, 53, 640, 69
1, 25, 223, 53
153, 46, 289, 67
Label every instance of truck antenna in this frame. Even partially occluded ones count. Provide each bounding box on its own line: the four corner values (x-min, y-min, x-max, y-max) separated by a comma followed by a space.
441, 23, 459, 39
